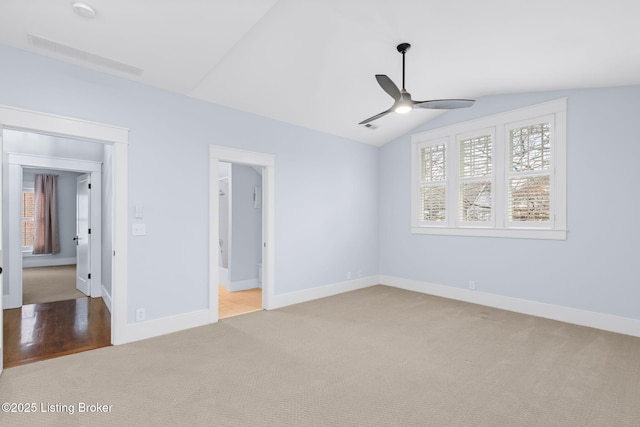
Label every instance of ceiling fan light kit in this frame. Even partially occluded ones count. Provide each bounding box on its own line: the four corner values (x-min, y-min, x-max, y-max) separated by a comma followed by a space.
359, 42, 475, 125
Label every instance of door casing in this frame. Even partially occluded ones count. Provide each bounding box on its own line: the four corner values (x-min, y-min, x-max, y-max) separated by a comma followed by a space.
209, 145, 275, 321
0, 105, 129, 356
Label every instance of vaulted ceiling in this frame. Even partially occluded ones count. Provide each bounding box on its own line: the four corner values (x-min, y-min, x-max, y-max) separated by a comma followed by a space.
1, 0, 639, 146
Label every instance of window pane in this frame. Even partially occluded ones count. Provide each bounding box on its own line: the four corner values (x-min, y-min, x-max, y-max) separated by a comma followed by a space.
22, 191, 34, 218
509, 175, 550, 222
421, 144, 446, 182
460, 181, 492, 222
510, 123, 550, 172
460, 135, 492, 177
420, 186, 446, 222
22, 220, 34, 247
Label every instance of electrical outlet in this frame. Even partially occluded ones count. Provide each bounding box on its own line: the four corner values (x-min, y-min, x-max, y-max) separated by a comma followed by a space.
135, 308, 146, 322
469, 280, 476, 290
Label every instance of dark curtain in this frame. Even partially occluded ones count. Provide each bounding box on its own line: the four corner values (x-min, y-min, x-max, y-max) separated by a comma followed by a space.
32, 174, 60, 255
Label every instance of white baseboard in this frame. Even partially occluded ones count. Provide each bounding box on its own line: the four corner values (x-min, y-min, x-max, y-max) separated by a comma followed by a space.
126, 309, 213, 343
228, 278, 260, 292
380, 275, 640, 338
268, 275, 378, 310
22, 257, 76, 268
101, 284, 112, 313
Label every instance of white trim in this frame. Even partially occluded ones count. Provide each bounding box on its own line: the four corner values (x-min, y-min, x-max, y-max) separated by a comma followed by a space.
380, 275, 640, 338
22, 257, 76, 268
228, 278, 260, 292
410, 226, 567, 240
8, 153, 102, 171
269, 276, 378, 310
0, 105, 128, 144
101, 284, 112, 313
0, 104, 129, 346
126, 309, 211, 343
210, 145, 275, 322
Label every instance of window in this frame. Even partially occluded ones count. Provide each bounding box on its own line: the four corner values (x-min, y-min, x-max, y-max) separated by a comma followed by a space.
418, 139, 447, 223
22, 188, 35, 249
411, 98, 567, 240
458, 131, 494, 224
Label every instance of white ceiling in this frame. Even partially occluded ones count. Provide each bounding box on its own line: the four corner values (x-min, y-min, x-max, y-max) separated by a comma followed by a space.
1, 0, 639, 146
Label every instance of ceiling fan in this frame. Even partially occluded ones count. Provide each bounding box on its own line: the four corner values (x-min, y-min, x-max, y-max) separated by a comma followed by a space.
359, 43, 475, 125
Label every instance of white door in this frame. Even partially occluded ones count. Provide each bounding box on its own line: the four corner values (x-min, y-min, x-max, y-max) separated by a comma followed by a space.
76, 174, 91, 296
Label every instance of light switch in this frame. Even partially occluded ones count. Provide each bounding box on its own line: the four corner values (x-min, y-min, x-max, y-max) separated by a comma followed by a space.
132, 223, 146, 236
135, 205, 144, 219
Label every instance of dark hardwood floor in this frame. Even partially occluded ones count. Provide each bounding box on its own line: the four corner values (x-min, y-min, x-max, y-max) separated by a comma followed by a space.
3, 297, 111, 368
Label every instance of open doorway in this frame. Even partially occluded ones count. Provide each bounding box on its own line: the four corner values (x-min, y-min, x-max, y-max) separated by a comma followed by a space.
217, 161, 263, 318
209, 146, 274, 322
0, 104, 129, 375
21, 168, 87, 306
2, 129, 110, 367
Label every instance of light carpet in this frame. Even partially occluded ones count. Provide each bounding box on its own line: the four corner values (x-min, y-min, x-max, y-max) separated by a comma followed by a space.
22, 265, 86, 305
1, 285, 639, 426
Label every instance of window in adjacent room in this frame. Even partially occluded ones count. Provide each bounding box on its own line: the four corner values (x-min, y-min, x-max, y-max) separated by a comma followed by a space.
411, 98, 566, 240
22, 186, 35, 250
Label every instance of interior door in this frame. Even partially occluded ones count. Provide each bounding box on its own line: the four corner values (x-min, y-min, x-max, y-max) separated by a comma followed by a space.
76, 174, 90, 296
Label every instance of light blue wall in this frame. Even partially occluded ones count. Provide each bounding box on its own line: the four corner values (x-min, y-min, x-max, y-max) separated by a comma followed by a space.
0, 44, 379, 321
4, 42, 634, 324
230, 164, 262, 284
379, 86, 640, 320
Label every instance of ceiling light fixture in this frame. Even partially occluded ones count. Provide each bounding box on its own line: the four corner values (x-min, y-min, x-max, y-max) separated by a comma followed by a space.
394, 91, 413, 114
71, 2, 97, 19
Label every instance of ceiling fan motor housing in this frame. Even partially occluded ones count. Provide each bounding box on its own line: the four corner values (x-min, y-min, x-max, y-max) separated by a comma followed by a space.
396, 43, 411, 54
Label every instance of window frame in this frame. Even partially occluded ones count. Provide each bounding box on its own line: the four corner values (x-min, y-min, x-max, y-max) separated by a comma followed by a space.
455, 128, 496, 228
414, 137, 449, 226
411, 98, 567, 240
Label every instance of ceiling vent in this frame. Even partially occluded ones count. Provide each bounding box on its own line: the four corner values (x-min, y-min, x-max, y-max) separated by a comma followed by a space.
27, 34, 143, 77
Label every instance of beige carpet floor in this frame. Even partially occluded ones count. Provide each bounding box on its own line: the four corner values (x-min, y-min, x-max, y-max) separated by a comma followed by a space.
1, 285, 639, 426
22, 265, 86, 305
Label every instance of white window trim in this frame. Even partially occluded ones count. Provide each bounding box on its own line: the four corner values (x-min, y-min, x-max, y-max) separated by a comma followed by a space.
411, 98, 567, 240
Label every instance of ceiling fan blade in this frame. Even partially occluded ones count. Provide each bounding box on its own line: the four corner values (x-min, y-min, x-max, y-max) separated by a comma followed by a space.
413, 99, 476, 109
375, 75, 401, 100
358, 108, 393, 125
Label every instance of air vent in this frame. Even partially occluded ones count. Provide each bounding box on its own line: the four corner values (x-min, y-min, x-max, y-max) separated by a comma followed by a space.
27, 34, 143, 77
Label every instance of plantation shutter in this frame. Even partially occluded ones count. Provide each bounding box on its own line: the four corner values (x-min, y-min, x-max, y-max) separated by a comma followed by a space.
458, 134, 493, 223
507, 120, 552, 224
418, 140, 447, 222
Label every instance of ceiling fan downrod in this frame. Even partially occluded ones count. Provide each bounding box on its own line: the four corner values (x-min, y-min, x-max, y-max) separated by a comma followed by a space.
397, 43, 411, 90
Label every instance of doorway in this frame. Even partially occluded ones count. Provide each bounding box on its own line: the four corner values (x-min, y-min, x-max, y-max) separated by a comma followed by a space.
217, 161, 263, 318
2, 132, 108, 367
209, 146, 275, 322
0, 104, 129, 375
5, 148, 103, 308
19, 168, 92, 306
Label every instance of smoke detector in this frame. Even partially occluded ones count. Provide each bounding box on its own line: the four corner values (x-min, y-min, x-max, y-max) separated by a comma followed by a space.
71, 2, 97, 19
